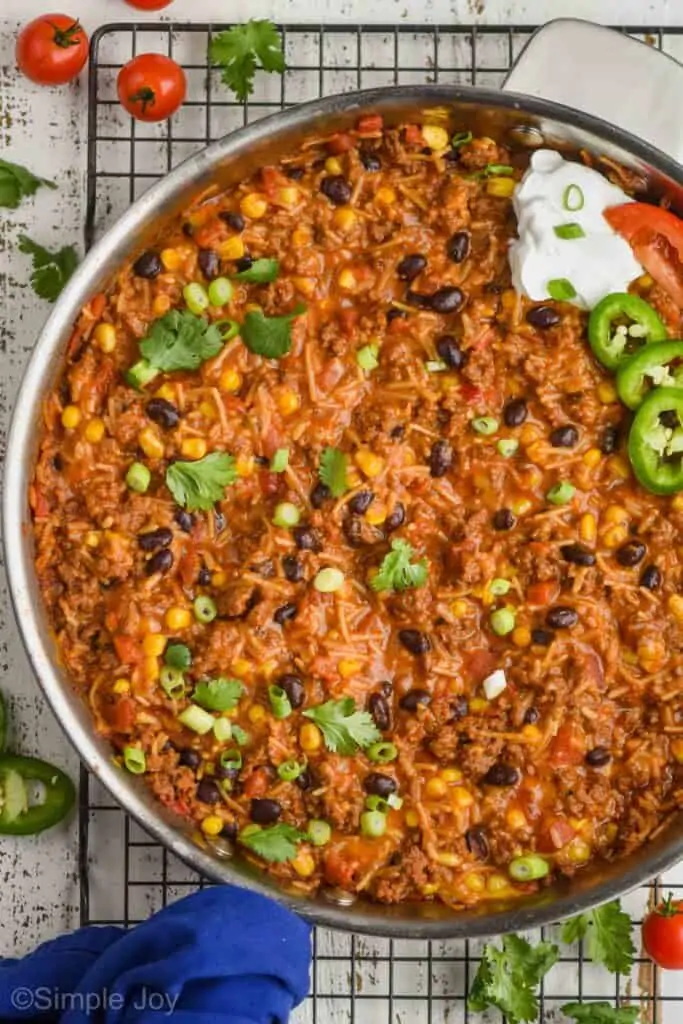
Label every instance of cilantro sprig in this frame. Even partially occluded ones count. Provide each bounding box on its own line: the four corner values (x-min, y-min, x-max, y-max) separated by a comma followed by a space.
0, 158, 55, 209
233, 258, 279, 283
192, 678, 244, 712
238, 822, 306, 863
18, 234, 78, 303
166, 453, 237, 511
240, 303, 305, 359
468, 934, 559, 1024
319, 447, 348, 498
210, 20, 286, 102
303, 698, 380, 755
371, 539, 428, 593
562, 1003, 639, 1024
561, 900, 635, 975
140, 309, 224, 372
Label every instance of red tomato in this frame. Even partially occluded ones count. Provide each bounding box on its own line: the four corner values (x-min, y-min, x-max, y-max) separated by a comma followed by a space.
113, 635, 143, 665
16, 14, 88, 85
549, 722, 586, 767
108, 698, 136, 733
642, 897, 683, 969
526, 579, 560, 607
605, 203, 683, 308
462, 648, 498, 685
537, 817, 576, 853
125, 0, 174, 7
117, 53, 186, 122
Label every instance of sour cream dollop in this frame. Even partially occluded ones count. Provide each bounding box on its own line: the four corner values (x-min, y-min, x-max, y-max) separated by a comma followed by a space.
509, 149, 642, 309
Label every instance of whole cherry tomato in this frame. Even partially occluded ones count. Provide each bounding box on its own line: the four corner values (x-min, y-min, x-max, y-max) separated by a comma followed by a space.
124, 0, 174, 8
642, 895, 683, 969
16, 14, 88, 86
117, 53, 186, 122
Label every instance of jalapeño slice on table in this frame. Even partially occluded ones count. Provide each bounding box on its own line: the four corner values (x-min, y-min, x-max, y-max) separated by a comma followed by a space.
617, 340, 683, 409
588, 292, 667, 370
628, 386, 683, 495
0, 753, 75, 834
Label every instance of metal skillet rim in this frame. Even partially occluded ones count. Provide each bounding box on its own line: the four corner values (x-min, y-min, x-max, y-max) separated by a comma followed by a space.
5, 82, 683, 938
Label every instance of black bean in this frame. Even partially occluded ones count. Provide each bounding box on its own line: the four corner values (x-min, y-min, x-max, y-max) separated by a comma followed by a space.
252, 558, 275, 578
560, 543, 596, 567
526, 305, 561, 329
293, 526, 322, 552
182, 222, 194, 238
640, 564, 662, 590
364, 773, 397, 797
235, 256, 253, 273
386, 308, 407, 323
586, 746, 611, 767
599, 425, 620, 454
405, 290, 434, 310
385, 503, 405, 532
531, 628, 554, 646
198, 565, 211, 586
465, 827, 489, 860
250, 798, 282, 824
138, 527, 173, 552
481, 763, 520, 787
390, 424, 405, 439
214, 510, 227, 533
146, 397, 180, 430
436, 335, 465, 370
196, 779, 221, 804
616, 540, 646, 567
310, 481, 331, 508
450, 695, 469, 721
282, 555, 304, 582
429, 439, 453, 478
493, 508, 516, 531
295, 766, 315, 791
221, 210, 246, 231
220, 821, 238, 840
320, 175, 352, 205
278, 674, 305, 709
380, 680, 393, 697
430, 286, 464, 314
397, 254, 427, 282
546, 606, 578, 629
174, 508, 195, 533
360, 149, 381, 172
503, 397, 528, 427
368, 693, 391, 731
146, 549, 173, 575
198, 248, 220, 280
400, 689, 432, 711
398, 629, 431, 655
523, 707, 540, 725
178, 748, 201, 770
133, 250, 162, 279
446, 231, 470, 264
274, 603, 298, 625
550, 425, 579, 448
285, 166, 305, 180
349, 490, 374, 514
215, 760, 239, 781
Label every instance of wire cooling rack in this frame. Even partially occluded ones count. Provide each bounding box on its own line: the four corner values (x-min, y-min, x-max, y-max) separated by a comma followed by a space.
82, 22, 683, 1023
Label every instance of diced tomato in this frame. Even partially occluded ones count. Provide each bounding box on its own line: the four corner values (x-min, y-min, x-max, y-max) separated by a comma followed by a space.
388, 314, 410, 334
537, 815, 577, 852
605, 202, 683, 308
259, 470, 281, 497
168, 798, 190, 817
177, 548, 200, 588
327, 132, 354, 154
404, 124, 423, 145
30, 486, 50, 518
357, 114, 383, 135
193, 221, 226, 249
460, 382, 483, 404
323, 836, 389, 888
107, 697, 136, 733
113, 635, 143, 665
261, 166, 283, 198
338, 307, 358, 334
549, 722, 586, 767
243, 767, 271, 798
90, 293, 107, 319
462, 648, 498, 685
526, 580, 560, 607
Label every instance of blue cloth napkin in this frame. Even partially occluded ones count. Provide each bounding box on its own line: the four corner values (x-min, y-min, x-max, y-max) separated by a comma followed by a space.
0, 885, 311, 1023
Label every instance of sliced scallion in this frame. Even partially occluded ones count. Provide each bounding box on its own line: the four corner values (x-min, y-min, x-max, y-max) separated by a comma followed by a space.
451, 130, 473, 148
277, 759, 304, 781
547, 480, 576, 505
272, 502, 300, 528
213, 717, 233, 743
123, 746, 146, 775
268, 685, 292, 720
366, 741, 398, 763
160, 665, 186, 700
553, 222, 585, 240
472, 416, 499, 436
497, 438, 519, 458
307, 819, 332, 846
220, 748, 242, 772
547, 278, 577, 302
356, 343, 379, 371
193, 595, 217, 623
178, 704, 215, 735
360, 809, 386, 838
270, 448, 289, 473
231, 724, 249, 746
425, 359, 448, 373
562, 183, 585, 211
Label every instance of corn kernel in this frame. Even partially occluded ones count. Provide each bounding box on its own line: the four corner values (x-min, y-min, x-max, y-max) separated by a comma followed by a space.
338, 658, 361, 678
261, 659, 278, 680
152, 294, 172, 317
519, 423, 541, 446
338, 268, 357, 290
451, 786, 474, 808
333, 207, 357, 233
602, 524, 629, 549
165, 606, 191, 631
440, 768, 463, 784
375, 186, 397, 206
143, 655, 160, 682
248, 704, 266, 725
366, 504, 387, 526
112, 678, 130, 694
421, 883, 439, 896
355, 449, 385, 478
512, 626, 532, 648
292, 851, 316, 878
161, 247, 182, 271
235, 454, 254, 477
598, 381, 618, 404
464, 872, 486, 892
292, 276, 317, 298
436, 850, 459, 867
507, 808, 528, 830
405, 810, 419, 828
609, 455, 631, 480
567, 838, 591, 864
668, 594, 683, 624
181, 438, 207, 460
218, 235, 245, 261
487, 873, 510, 894
325, 156, 343, 175
143, 633, 167, 657
212, 571, 227, 588
521, 724, 541, 743
232, 658, 251, 676
199, 400, 217, 421
425, 777, 448, 799
638, 641, 665, 674
138, 427, 164, 460
85, 418, 105, 444
422, 125, 449, 151
94, 322, 117, 353
579, 513, 597, 543
511, 497, 532, 516
219, 368, 242, 394
671, 739, 683, 763
155, 383, 176, 402
61, 405, 81, 430
672, 493, 683, 513
300, 722, 322, 752
201, 815, 225, 836
469, 698, 488, 713
580, 447, 600, 470
487, 176, 515, 198
275, 186, 300, 209
637, 273, 654, 289
240, 193, 268, 219
604, 504, 629, 526
85, 531, 100, 548
291, 227, 311, 248
276, 389, 300, 416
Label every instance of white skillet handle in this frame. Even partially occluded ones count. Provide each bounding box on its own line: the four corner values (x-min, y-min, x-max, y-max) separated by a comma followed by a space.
503, 19, 683, 164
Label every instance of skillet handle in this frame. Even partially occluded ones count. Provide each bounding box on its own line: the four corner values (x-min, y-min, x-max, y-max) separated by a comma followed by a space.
503, 19, 683, 163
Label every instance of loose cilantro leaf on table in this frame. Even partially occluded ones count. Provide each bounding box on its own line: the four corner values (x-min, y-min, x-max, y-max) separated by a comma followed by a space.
240, 304, 305, 359
18, 234, 78, 302
210, 20, 286, 102
371, 539, 428, 593
140, 309, 224, 372
319, 447, 348, 498
0, 159, 55, 209
238, 822, 306, 863
233, 258, 280, 283
467, 934, 559, 1024
166, 453, 237, 511
193, 678, 244, 712
303, 698, 380, 755
562, 1002, 639, 1024
561, 900, 635, 975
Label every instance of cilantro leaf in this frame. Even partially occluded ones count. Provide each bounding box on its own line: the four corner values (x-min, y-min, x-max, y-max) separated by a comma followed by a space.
240, 303, 306, 359
192, 677, 244, 712
319, 447, 348, 498
561, 900, 635, 975
233, 258, 280, 283
18, 234, 78, 303
140, 310, 224, 372
468, 934, 559, 1024
0, 158, 55, 209
210, 20, 286, 102
371, 539, 428, 593
166, 453, 237, 510
562, 1002, 639, 1024
238, 822, 305, 863
303, 698, 381, 755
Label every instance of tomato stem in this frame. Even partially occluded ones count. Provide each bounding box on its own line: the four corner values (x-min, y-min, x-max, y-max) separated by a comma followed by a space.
658, 893, 681, 918
129, 87, 156, 114
50, 20, 83, 49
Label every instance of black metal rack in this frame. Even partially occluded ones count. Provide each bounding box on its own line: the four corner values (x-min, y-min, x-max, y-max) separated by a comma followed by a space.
82, 22, 683, 1022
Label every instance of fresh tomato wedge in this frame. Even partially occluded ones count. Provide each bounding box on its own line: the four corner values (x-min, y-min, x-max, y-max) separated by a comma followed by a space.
125, 0, 174, 7
605, 202, 683, 308
16, 14, 88, 86
117, 53, 186, 122
642, 895, 683, 969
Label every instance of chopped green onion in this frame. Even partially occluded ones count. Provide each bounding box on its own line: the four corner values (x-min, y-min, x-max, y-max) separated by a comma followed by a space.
183, 282, 210, 316
563, 183, 585, 211
231, 724, 249, 746
313, 567, 345, 593
553, 222, 586, 240
366, 794, 391, 813
366, 741, 398, 763
360, 809, 387, 837
547, 481, 576, 505
277, 759, 303, 781
307, 819, 332, 846
123, 745, 146, 775
268, 685, 292, 720
159, 666, 186, 700
489, 578, 511, 596
425, 359, 448, 373
125, 461, 151, 493
220, 748, 242, 771
485, 163, 514, 176
497, 438, 519, 457
547, 278, 577, 302
508, 854, 549, 881
178, 704, 215, 735
213, 717, 233, 743
272, 501, 300, 528
207, 277, 234, 307
490, 607, 516, 636
451, 130, 473, 148
165, 642, 192, 670
472, 416, 499, 436
126, 359, 159, 390
270, 448, 289, 473
193, 595, 217, 623
387, 792, 403, 810
356, 343, 379, 371
214, 318, 240, 341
